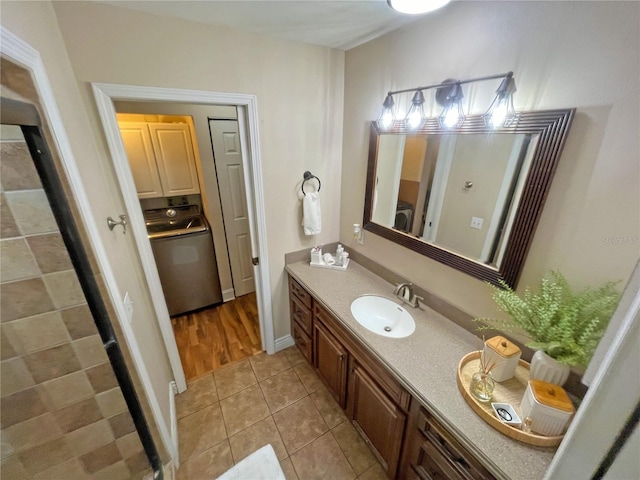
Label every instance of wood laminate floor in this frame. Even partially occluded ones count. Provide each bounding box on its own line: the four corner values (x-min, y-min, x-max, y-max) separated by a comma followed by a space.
171, 292, 262, 380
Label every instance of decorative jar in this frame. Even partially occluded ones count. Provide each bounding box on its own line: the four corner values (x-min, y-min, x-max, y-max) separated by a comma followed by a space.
483, 336, 521, 382
520, 379, 575, 436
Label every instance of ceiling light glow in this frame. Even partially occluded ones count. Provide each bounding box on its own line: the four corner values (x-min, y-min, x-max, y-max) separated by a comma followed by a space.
387, 0, 451, 15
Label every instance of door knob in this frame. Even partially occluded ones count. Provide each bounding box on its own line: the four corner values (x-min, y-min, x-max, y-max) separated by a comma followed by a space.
107, 214, 128, 234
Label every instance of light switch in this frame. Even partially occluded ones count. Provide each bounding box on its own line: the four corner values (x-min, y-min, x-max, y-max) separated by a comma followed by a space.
470, 217, 484, 229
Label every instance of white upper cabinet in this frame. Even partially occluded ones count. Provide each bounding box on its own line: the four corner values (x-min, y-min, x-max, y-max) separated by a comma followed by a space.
120, 122, 200, 199
119, 122, 164, 198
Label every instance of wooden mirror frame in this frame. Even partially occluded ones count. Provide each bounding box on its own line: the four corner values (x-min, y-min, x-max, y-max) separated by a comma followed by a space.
363, 109, 575, 287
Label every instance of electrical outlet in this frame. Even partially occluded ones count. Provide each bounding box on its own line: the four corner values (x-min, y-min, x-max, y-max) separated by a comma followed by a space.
470, 217, 484, 229
123, 291, 134, 323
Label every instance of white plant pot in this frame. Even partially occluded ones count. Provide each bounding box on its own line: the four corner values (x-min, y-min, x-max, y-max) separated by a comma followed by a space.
529, 350, 570, 386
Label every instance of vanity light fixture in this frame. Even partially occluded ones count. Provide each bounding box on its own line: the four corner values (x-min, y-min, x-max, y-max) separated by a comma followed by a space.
376, 71, 517, 131
387, 0, 451, 15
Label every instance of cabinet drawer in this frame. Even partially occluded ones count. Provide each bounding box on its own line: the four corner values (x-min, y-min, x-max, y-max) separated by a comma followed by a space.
413, 438, 467, 480
292, 321, 312, 364
289, 277, 312, 308
416, 409, 494, 480
291, 294, 312, 335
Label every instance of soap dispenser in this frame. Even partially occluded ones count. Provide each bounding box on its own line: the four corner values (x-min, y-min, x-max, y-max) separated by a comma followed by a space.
335, 244, 344, 266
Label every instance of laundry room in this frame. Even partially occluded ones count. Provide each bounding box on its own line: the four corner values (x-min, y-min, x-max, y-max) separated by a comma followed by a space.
115, 104, 261, 379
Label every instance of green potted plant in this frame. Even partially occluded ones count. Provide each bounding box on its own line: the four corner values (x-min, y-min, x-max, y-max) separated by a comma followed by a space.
474, 271, 620, 385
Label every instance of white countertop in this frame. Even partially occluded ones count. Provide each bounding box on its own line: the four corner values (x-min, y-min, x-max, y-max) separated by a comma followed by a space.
286, 260, 556, 480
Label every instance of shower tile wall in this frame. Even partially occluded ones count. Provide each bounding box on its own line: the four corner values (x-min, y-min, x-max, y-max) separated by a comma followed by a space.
0, 128, 149, 479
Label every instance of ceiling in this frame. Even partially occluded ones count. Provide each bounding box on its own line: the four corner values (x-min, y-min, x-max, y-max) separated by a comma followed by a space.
97, 1, 428, 50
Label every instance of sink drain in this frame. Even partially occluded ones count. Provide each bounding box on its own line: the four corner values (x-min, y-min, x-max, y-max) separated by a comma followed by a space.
384, 326, 392, 332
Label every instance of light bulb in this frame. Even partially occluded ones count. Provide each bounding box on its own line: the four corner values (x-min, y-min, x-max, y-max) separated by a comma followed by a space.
404, 90, 426, 129
405, 104, 425, 129
438, 83, 465, 129
488, 101, 508, 127
443, 106, 460, 128
376, 94, 396, 130
484, 75, 517, 128
378, 110, 394, 129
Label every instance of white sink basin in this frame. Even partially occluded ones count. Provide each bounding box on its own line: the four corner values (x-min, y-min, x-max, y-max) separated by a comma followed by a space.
350, 295, 415, 338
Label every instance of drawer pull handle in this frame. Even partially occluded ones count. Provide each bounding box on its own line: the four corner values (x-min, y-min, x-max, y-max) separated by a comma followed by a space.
438, 436, 468, 468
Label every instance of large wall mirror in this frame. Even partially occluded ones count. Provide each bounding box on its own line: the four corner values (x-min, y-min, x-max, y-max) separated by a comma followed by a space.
363, 109, 575, 287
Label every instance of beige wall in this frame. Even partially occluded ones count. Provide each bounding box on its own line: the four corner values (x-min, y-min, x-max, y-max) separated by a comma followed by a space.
51, 1, 345, 340
342, 1, 639, 318
0, 0, 175, 455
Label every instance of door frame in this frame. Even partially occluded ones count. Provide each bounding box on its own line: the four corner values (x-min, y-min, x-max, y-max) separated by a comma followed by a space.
92, 83, 275, 390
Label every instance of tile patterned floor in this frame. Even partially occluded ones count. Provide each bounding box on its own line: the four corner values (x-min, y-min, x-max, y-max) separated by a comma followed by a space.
175, 346, 388, 480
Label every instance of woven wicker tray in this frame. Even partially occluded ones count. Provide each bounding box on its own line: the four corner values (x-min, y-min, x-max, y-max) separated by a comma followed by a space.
456, 351, 563, 447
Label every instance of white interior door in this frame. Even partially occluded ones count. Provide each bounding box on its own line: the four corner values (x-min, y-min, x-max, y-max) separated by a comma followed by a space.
209, 119, 255, 298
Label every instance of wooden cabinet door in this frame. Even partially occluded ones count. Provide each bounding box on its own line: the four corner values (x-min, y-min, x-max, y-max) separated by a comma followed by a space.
349, 362, 406, 479
148, 123, 200, 196
119, 122, 163, 199
313, 320, 348, 408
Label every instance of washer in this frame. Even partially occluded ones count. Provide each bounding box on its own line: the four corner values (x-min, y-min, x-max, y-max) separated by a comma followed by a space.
144, 206, 222, 316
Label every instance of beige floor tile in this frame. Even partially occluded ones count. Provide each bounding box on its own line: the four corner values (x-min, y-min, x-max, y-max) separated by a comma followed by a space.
280, 457, 299, 480
331, 421, 377, 475
180, 440, 234, 480
259, 367, 308, 413
178, 403, 227, 461
310, 385, 348, 429
294, 361, 325, 394
92, 460, 131, 480
219, 383, 270, 436
176, 374, 218, 419
213, 359, 257, 400
249, 351, 291, 381
228, 416, 287, 463
282, 345, 306, 366
290, 432, 356, 480
273, 396, 328, 454
356, 462, 388, 480
33, 459, 91, 480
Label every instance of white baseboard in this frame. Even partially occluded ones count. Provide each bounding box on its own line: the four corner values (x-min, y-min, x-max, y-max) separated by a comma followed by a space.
275, 334, 294, 352
162, 461, 177, 480
222, 289, 235, 302
169, 381, 179, 467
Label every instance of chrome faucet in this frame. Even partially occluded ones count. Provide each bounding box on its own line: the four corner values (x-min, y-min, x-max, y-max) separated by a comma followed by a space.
394, 282, 423, 308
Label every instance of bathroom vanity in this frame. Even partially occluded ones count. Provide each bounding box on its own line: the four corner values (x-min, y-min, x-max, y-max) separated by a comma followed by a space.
286, 260, 556, 480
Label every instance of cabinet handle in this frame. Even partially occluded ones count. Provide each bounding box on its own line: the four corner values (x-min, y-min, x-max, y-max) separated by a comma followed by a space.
437, 435, 469, 468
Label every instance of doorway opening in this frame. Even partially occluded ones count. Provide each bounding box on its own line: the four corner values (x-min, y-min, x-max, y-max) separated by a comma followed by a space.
113, 105, 262, 379
92, 83, 275, 393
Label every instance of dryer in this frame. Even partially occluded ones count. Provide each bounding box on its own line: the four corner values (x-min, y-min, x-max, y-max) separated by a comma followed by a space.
394, 201, 414, 233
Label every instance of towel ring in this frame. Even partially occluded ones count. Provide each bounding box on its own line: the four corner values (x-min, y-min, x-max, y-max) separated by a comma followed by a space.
302, 171, 321, 195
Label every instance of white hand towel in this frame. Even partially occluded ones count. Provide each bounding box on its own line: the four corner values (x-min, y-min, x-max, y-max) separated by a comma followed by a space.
302, 192, 321, 235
